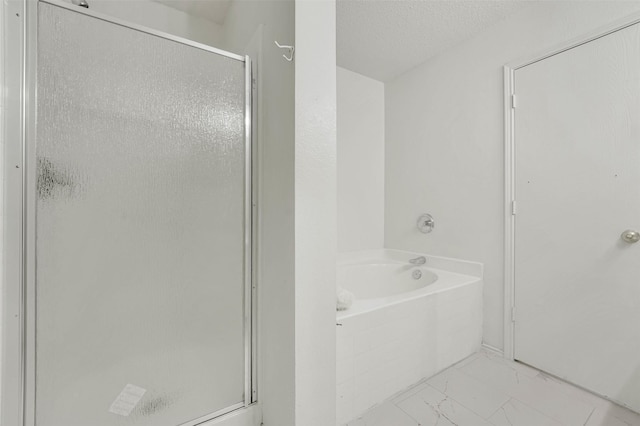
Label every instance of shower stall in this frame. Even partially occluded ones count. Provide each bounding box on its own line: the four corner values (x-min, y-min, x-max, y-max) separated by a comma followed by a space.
3, 1, 256, 424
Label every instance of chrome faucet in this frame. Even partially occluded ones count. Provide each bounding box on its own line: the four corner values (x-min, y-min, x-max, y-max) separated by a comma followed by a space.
409, 256, 427, 265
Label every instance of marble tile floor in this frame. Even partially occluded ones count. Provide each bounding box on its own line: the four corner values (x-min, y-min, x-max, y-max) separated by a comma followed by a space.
346, 349, 640, 426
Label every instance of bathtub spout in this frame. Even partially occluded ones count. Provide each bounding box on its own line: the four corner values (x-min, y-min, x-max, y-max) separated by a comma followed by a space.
409, 256, 427, 265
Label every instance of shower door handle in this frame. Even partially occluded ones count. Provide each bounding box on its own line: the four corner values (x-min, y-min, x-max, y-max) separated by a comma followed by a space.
621, 230, 640, 244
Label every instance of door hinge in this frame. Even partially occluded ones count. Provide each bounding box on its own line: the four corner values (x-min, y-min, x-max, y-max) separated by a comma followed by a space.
511, 94, 517, 109
511, 200, 517, 215
511, 306, 516, 322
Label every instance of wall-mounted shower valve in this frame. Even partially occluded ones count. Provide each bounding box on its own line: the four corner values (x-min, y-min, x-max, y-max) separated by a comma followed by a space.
417, 214, 435, 233
71, 0, 89, 8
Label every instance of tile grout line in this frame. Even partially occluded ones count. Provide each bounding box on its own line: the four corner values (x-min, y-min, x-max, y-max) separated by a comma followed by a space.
502, 391, 591, 425
485, 397, 513, 422
436, 364, 512, 419
582, 407, 596, 426
393, 383, 486, 426
352, 349, 640, 426
426, 381, 497, 421
456, 357, 598, 425
440, 355, 596, 425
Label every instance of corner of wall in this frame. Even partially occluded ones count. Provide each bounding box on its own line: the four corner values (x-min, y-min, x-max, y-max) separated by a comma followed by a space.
336, 67, 385, 254
295, 0, 337, 425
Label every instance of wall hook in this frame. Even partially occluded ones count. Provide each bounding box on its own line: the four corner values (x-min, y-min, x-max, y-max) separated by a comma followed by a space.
274, 41, 295, 62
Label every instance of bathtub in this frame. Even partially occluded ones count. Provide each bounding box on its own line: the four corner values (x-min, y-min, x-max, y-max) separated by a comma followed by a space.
336, 249, 483, 425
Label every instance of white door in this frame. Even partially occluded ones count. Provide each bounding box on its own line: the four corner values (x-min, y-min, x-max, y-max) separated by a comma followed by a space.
514, 22, 640, 412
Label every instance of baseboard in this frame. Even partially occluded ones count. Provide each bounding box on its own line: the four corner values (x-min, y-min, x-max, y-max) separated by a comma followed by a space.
481, 343, 504, 357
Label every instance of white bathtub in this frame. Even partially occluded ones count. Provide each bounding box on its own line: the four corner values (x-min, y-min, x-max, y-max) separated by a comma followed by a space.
336, 249, 483, 425
338, 261, 438, 300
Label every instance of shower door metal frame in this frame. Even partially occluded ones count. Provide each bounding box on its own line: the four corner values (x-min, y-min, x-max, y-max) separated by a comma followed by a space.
2, 0, 257, 424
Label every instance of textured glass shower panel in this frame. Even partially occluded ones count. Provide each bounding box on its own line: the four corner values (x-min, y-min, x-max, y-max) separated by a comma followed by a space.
35, 4, 247, 425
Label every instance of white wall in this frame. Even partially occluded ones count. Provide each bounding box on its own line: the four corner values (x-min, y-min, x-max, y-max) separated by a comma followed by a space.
337, 67, 385, 253
62, 0, 223, 47
218, 1, 298, 425
295, 1, 337, 425
384, 1, 640, 351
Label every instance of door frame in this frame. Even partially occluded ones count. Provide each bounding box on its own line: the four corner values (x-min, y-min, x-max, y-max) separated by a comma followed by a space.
503, 10, 640, 360
1, 1, 257, 424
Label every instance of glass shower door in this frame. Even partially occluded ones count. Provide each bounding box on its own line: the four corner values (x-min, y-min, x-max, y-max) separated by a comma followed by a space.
33, 2, 251, 425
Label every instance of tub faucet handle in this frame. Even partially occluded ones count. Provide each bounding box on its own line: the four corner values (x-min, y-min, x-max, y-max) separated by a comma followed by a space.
417, 214, 435, 233
409, 256, 427, 265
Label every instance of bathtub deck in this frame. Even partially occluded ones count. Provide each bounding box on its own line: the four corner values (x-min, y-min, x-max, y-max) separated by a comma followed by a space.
345, 348, 640, 426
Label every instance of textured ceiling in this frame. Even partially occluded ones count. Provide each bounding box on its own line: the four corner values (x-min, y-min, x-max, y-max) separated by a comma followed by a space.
152, 0, 231, 24
338, 0, 534, 81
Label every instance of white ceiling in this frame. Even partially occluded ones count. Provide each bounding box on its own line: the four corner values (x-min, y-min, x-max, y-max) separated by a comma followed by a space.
152, 0, 231, 25
338, 0, 534, 81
